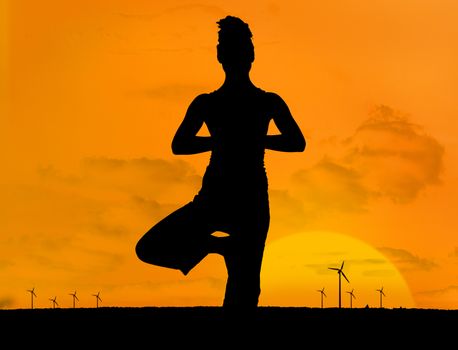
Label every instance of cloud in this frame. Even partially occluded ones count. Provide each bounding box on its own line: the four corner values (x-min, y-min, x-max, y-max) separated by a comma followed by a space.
39, 157, 202, 203
0, 157, 203, 279
268, 189, 310, 234
378, 247, 438, 271
448, 247, 458, 258
304, 258, 388, 276
291, 105, 444, 212
0, 259, 13, 270
292, 158, 371, 213
344, 105, 444, 203
415, 285, 458, 298
361, 269, 396, 277
0, 297, 14, 309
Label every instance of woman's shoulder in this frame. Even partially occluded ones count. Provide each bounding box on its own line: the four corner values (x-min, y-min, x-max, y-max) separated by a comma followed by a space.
256, 89, 288, 108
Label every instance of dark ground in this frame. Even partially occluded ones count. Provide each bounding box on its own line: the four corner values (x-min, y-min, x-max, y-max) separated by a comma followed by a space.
1, 306, 456, 346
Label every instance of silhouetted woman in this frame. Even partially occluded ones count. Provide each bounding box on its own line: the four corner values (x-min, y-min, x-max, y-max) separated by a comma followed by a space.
136, 16, 305, 310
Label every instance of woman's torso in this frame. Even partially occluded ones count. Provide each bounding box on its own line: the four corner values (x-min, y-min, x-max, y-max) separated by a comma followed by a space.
195, 86, 272, 208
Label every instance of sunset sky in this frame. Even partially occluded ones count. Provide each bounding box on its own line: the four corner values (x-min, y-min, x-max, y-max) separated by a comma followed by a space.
1, 0, 457, 309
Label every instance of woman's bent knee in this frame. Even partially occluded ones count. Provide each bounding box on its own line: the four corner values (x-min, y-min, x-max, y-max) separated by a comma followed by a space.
135, 238, 149, 263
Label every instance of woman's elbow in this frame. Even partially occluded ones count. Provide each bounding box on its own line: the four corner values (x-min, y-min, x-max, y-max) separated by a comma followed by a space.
299, 137, 306, 152
171, 139, 185, 155
294, 135, 306, 152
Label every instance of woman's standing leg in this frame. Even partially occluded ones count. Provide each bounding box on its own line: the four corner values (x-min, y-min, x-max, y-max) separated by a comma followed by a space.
222, 207, 270, 310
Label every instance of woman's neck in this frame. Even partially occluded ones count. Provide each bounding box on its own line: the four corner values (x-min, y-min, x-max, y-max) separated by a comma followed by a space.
222, 73, 254, 90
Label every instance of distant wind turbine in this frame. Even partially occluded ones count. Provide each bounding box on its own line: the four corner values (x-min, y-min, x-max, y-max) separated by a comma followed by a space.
346, 289, 356, 309
27, 287, 37, 309
328, 261, 350, 308
92, 292, 102, 308
316, 287, 327, 308
49, 296, 58, 309
69, 291, 79, 308
376, 287, 386, 308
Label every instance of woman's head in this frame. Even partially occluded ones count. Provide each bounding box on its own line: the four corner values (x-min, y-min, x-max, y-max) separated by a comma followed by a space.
216, 16, 254, 73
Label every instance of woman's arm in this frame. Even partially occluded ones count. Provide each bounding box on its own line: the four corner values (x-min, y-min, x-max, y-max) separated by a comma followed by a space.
265, 93, 306, 152
171, 94, 213, 155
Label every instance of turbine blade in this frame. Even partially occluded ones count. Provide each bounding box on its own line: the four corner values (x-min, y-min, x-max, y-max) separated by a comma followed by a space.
341, 271, 350, 283
341, 261, 345, 269
328, 268, 339, 271
323, 293, 327, 297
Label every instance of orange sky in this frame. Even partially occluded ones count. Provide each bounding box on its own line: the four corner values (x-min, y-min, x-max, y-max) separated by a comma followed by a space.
1, 0, 458, 309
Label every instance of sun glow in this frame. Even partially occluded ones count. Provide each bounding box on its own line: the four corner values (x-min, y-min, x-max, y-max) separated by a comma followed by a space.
260, 231, 415, 308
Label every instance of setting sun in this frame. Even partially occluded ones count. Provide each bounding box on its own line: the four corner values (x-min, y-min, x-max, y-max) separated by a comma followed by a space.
260, 231, 415, 308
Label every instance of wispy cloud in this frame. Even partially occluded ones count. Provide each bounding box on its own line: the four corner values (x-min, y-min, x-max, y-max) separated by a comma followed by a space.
269, 189, 309, 234
304, 258, 388, 276
415, 285, 458, 297
448, 247, 458, 258
0, 297, 14, 309
378, 247, 438, 271
0, 157, 203, 278
292, 158, 370, 213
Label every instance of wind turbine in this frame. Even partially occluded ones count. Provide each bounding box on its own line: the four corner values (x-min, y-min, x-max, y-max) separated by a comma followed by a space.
376, 287, 386, 308
69, 291, 79, 308
328, 261, 350, 308
27, 287, 37, 309
49, 296, 58, 309
92, 292, 102, 308
316, 287, 327, 308
346, 289, 356, 309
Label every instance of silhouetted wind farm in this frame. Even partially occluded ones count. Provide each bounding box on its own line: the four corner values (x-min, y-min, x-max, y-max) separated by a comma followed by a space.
328, 261, 350, 308
49, 296, 58, 309
346, 289, 356, 308
92, 292, 102, 308
22, 289, 109, 309
69, 291, 79, 309
27, 287, 37, 309
317, 287, 326, 308
377, 287, 386, 308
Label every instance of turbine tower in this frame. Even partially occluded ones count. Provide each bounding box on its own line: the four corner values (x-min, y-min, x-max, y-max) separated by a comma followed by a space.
49, 296, 58, 309
376, 287, 386, 308
27, 287, 37, 309
328, 261, 350, 308
316, 287, 326, 308
69, 291, 79, 308
92, 292, 102, 308
346, 289, 356, 309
